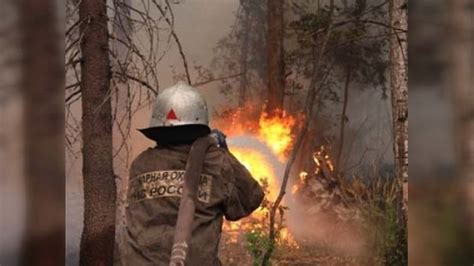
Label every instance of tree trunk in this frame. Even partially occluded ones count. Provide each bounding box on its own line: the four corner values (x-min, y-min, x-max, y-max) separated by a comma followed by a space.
389, 0, 408, 218
261, 2, 335, 262
19, 0, 64, 264
79, 0, 116, 265
239, 0, 251, 106
336, 67, 351, 171
266, 0, 285, 113
448, 0, 474, 230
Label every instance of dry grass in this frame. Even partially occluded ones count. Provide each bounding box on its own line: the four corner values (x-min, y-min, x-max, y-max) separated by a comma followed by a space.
218, 161, 405, 265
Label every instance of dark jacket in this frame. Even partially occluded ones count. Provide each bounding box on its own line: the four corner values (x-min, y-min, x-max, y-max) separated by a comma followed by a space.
121, 144, 264, 265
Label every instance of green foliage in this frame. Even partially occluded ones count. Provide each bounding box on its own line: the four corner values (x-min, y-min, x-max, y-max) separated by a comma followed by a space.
381, 204, 408, 266
245, 228, 274, 266
241, 177, 293, 266
288, 2, 390, 93
210, 0, 267, 100
290, 10, 332, 33
360, 199, 407, 266
319, 167, 407, 265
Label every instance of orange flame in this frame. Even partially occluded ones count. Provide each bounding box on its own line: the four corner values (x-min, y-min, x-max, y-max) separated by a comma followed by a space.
292, 146, 336, 198
258, 110, 297, 158
230, 148, 278, 200
215, 106, 300, 247
312, 146, 335, 173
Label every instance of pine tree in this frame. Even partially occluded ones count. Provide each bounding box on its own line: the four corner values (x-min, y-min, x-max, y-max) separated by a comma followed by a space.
79, 0, 116, 264
266, 0, 285, 113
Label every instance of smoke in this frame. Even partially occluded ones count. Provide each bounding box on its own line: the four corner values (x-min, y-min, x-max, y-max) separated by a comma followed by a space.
227, 135, 368, 257
288, 204, 367, 257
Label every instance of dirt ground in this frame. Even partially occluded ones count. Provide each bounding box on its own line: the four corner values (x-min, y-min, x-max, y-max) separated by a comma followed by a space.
219, 233, 364, 266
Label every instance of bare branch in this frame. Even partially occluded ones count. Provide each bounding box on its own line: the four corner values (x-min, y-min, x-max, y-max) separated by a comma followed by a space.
65, 87, 81, 103
66, 81, 81, 90
192, 72, 243, 87
66, 17, 86, 37
309, 18, 407, 37
112, 71, 158, 95
152, 0, 191, 84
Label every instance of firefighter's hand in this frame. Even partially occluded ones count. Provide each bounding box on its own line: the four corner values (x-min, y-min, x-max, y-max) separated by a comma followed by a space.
210, 129, 228, 150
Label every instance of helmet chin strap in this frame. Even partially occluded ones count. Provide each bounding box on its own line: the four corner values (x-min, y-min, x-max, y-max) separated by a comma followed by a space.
169, 136, 217, 266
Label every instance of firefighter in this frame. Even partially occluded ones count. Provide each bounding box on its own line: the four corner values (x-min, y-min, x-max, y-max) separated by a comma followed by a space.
121, 81, 264, 265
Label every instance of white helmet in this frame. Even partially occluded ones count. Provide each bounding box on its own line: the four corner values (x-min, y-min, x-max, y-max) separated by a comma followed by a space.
148, 81, 209, 128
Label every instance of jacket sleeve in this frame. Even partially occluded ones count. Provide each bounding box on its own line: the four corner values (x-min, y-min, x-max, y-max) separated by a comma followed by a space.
223, 151, 265, 221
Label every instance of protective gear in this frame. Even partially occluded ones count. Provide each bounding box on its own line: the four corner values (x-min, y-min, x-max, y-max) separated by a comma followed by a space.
209, 129, 228, 150
120, 144, 264, 266
149, 81, 209, 128
139, 81, 210, 143
125, 82, 264, 265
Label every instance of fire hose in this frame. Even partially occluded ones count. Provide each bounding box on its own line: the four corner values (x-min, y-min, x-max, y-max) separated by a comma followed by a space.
169, 135, 218, 266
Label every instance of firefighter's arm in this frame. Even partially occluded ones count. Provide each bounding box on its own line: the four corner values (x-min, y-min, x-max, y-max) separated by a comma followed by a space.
223, 152, 265, 221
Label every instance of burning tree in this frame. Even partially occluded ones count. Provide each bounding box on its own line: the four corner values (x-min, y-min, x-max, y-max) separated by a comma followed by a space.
214, 107, 301, 265
266, 0, 286, 112
64, 0, 408, 264
212, 0, 407, 264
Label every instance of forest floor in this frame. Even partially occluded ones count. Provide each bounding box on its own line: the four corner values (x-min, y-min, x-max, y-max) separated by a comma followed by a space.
219, 235, 364, 266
